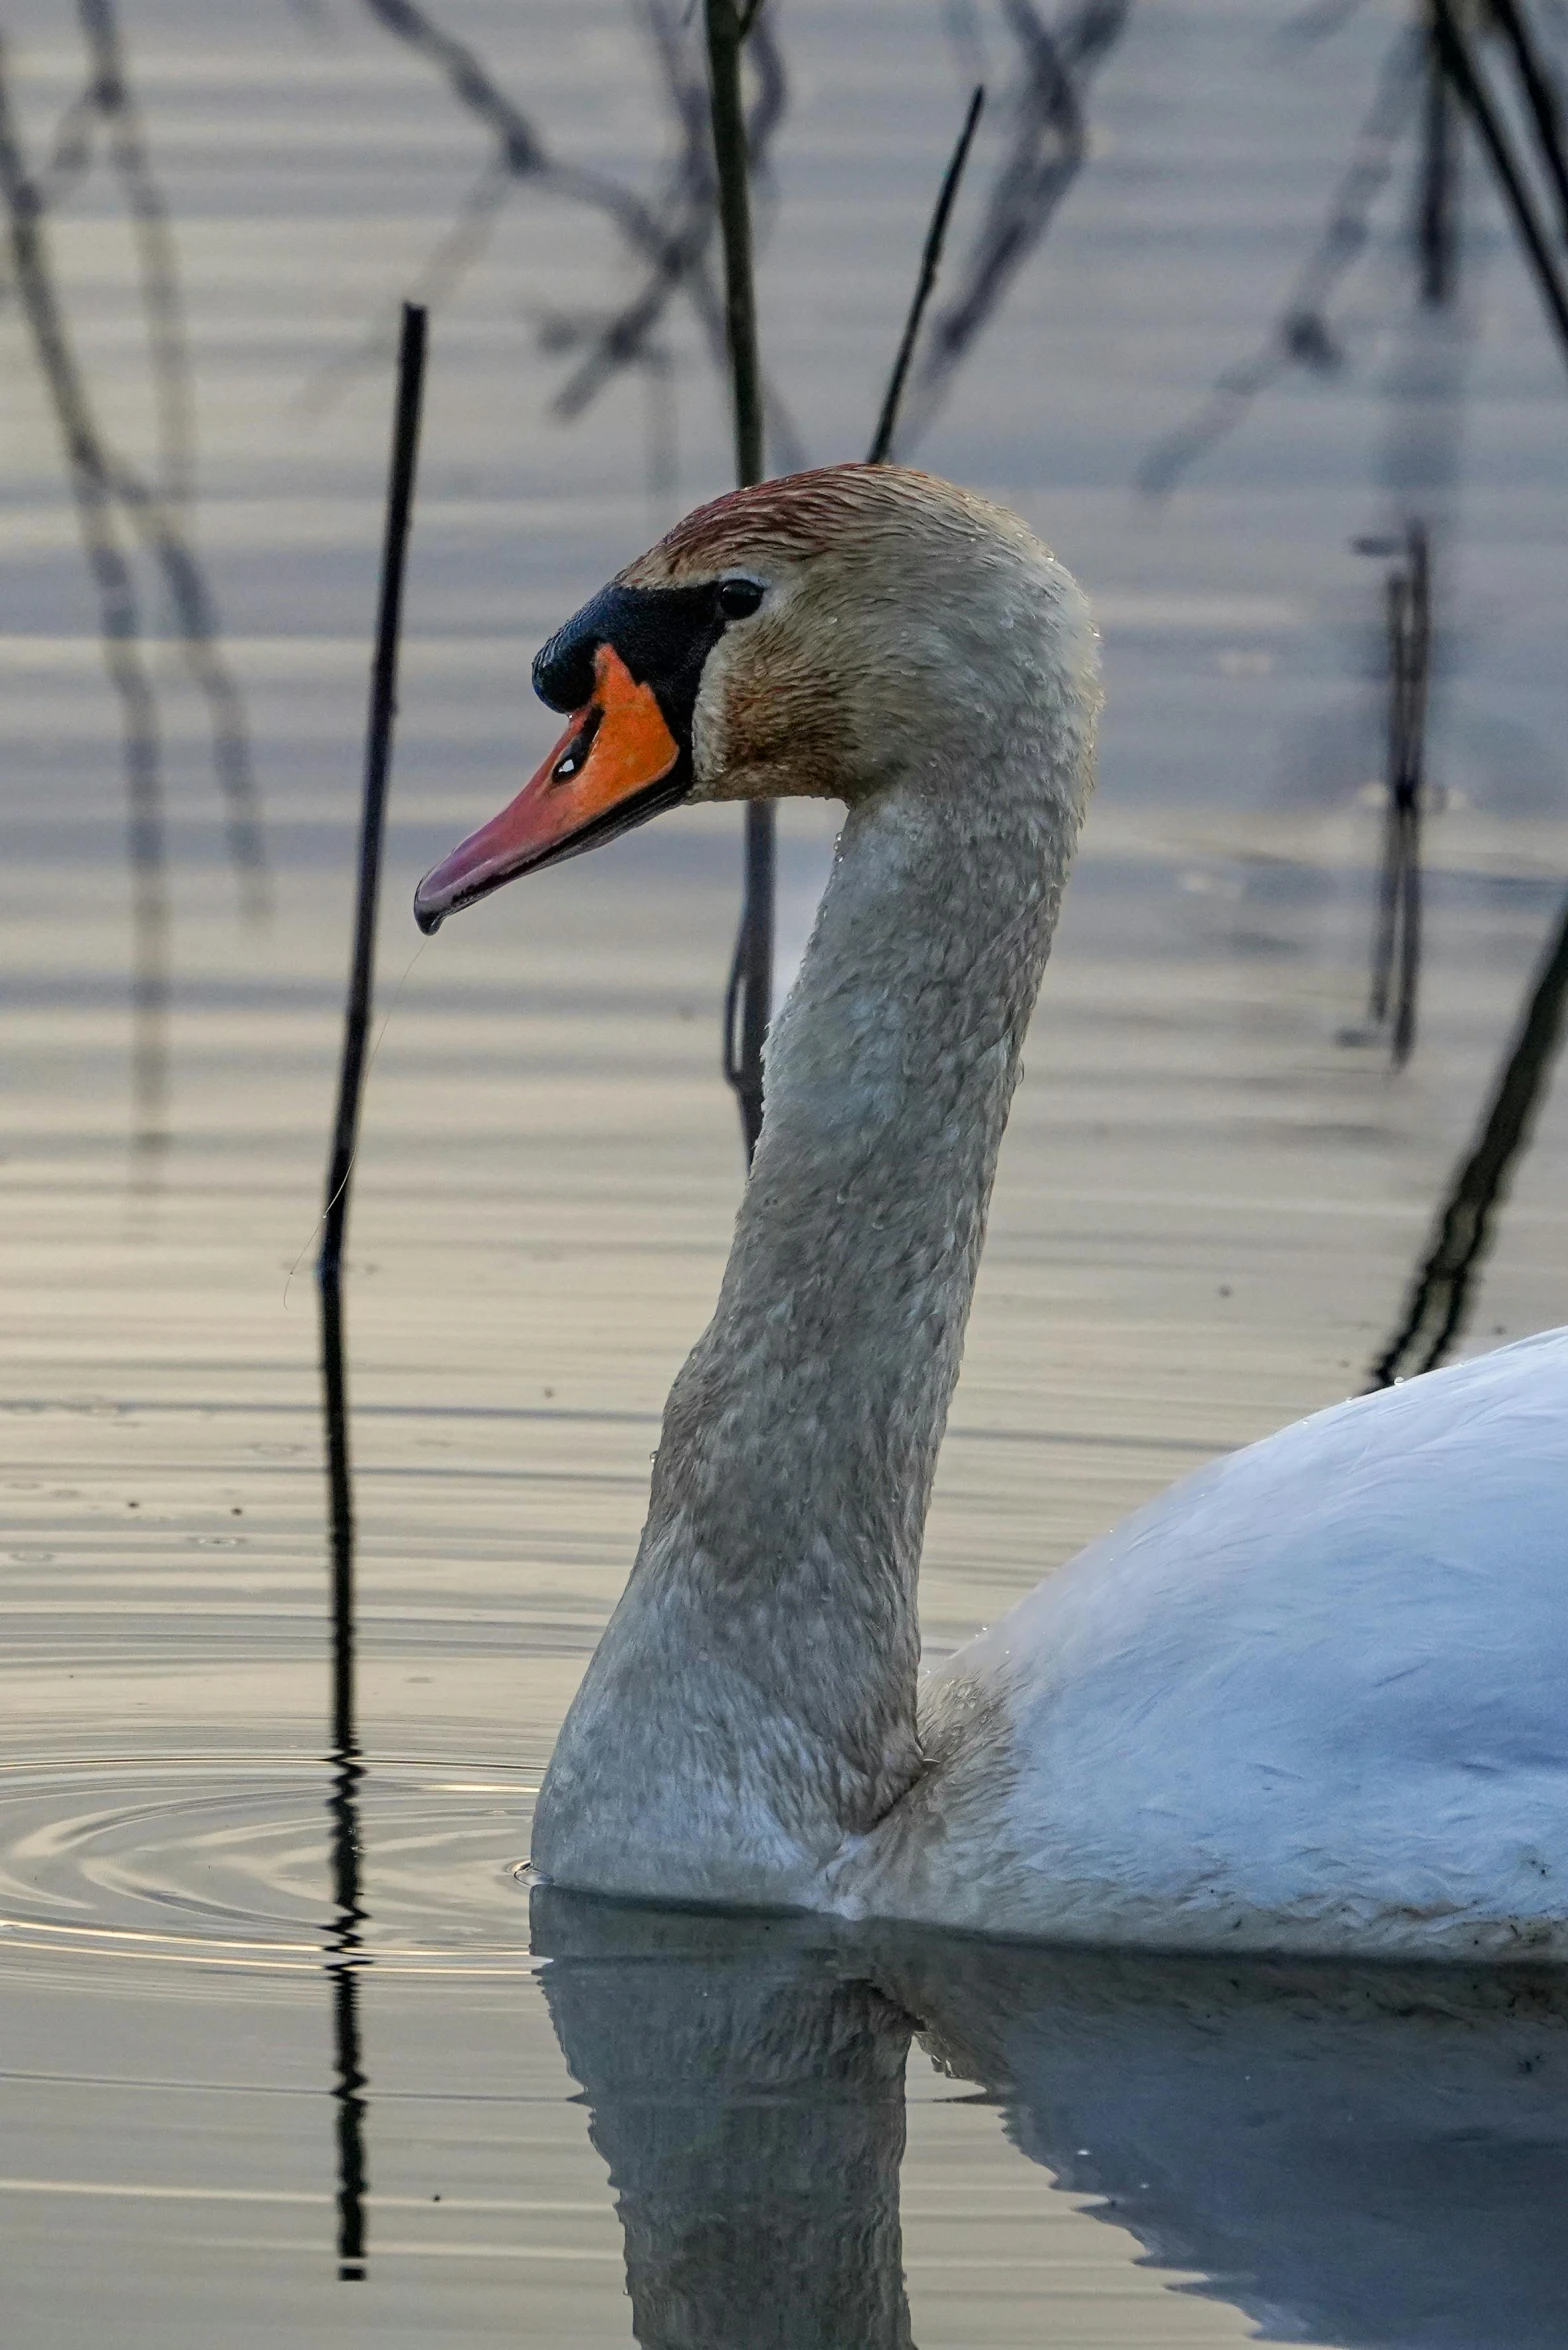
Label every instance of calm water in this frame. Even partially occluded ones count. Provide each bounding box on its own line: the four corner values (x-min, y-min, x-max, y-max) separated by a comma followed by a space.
4, 1, 1568, 2341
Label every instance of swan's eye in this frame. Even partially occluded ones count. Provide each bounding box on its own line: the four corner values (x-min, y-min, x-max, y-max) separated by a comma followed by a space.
550, 705, 601, 785
716, 578, 764, 621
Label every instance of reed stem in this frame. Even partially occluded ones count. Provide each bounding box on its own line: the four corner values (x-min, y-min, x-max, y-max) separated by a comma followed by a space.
868, 86, 984, 465
315, 295, 426, 2292
319, 302, 428, 1285
704, 0, 764, 489
705, 0, 771, 1163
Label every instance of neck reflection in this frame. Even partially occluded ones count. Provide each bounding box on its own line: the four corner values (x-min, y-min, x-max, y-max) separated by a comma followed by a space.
534, 1894, 917, 2349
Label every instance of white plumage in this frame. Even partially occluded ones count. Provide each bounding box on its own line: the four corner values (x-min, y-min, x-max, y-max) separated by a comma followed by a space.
840, 1327, 1568, 1956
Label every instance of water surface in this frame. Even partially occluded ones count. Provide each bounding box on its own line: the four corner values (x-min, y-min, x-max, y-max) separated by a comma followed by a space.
3, 1, 1568, 2340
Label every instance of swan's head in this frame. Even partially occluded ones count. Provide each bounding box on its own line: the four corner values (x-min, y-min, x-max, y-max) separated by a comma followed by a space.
414, 463, 1096, 932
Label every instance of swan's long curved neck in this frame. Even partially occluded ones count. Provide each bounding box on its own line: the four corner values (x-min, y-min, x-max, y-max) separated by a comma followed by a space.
533, 739, 1086, 1903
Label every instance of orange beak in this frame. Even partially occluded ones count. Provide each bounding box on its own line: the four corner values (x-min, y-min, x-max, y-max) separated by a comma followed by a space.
414, 643, 682, 933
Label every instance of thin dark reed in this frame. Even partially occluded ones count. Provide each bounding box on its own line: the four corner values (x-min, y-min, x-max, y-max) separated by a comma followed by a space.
868, 86, 985, 466
317, 297, 427, 1659
315, 300, 427, 2290
1417, 35, 1461, 306
326, 1734, 369, 2281
1364, 524, 1430, 1066
1370, 886, 1568, 1385
705, 0, 765, 485
544, 0, 729, 428
1489, 0, 1568, 246
705, 0, 772, 1164
319, 303, 429, 1288
1430, 0, 1568, 361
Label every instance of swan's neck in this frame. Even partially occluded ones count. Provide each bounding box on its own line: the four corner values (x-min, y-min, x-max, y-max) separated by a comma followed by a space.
534, 746, 1086, 1902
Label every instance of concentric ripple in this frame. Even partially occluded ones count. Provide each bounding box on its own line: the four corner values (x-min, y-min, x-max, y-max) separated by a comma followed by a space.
0, 1757, 536, 1975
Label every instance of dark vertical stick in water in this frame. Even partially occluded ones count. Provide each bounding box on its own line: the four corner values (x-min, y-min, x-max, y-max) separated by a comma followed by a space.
319, 301, 428, 1287
326, 1737, 370, 2281
1395, 525, 1429, 1066
1370, 887, 1568, 1386
1369, 570, 1408, 1032
325, 1219, 367, 2276
867, 86, 985, 466
1376, 29, 1452, 1068
706, 0, 772, 1165
316, 299, 429, 2287
1367, 525, 1430, 1065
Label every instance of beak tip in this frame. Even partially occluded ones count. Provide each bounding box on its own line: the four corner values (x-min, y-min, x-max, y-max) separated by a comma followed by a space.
413, 877, 446, 935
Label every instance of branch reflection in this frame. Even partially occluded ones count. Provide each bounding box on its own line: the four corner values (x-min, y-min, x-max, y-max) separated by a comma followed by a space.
320, 1269, 369, 2282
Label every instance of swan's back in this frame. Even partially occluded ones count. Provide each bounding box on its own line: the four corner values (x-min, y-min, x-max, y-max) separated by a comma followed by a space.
850, 1331, 1568, 1956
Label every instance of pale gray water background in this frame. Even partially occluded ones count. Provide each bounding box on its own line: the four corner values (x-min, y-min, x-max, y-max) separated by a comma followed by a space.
4, 0, 1568, 2341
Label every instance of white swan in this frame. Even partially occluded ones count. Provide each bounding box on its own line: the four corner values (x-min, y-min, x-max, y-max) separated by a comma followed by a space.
416, 463, 1568, 1961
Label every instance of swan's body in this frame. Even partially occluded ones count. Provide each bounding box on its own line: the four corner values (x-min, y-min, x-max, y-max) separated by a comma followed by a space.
842, 1329, 1568, 1956
417, 463, 1568, 1961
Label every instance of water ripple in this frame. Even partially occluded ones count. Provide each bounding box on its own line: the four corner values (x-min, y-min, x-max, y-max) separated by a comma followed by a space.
0, 1757, 536, 1976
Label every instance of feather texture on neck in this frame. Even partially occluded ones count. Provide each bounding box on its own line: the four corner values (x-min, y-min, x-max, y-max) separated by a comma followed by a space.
532, 508, 1097, 1908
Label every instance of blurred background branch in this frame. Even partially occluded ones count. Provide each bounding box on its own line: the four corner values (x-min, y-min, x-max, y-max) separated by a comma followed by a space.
0, 14, 261, 1175
313, 0, 804, 463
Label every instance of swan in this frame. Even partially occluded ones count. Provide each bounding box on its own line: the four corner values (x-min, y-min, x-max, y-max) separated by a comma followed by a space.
415, 462, 1568, 1960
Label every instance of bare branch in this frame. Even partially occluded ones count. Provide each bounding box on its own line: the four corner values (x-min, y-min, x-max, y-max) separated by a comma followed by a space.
869, 85, 985, 464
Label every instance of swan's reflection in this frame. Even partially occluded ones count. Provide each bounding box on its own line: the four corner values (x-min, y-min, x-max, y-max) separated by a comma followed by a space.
533, 1888, 1568, 2349
536, 1893, 916, 2348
